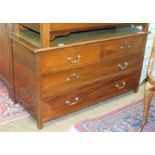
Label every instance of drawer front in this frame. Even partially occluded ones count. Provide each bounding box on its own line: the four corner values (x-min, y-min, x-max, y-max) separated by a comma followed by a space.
43, 73, 139, 121
103, 35, 146, 56
42, 53, 142, 97
41, 43, 101, 73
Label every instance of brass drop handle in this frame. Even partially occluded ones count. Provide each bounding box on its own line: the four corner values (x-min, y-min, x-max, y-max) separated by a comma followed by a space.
67, 55, 81, 64
66, 73, 80, 81
115, 82, 126, 89
65, 97, 79, 106
120, 46, 124, 49
120, 44, 132, 49
126, 44, 132, 48
118, 62, 128, 70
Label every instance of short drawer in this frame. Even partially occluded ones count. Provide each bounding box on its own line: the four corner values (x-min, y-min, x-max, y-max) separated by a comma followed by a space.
42, 53, 142, 97
103, 35, 146, 56
41, 43, 101, 73
42, 73, 139, 121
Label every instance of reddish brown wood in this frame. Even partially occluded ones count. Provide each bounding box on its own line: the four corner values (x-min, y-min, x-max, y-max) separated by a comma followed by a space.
103, 35, 147, 57
43, 73, 139, 121
0, 24, 15, 100
142, 23, 149, 32
20, 23, 40, 32
11, 33, 148, 128
0, 24, 10, 82
42, 52, 143, 98
35, 54, 43, 129
1, 23, 149, 129
40, 24, 50, 48
41, 43, 101, 73
13, 33, 148, 128
12, 41, 39, 120
18, 23, 149, 47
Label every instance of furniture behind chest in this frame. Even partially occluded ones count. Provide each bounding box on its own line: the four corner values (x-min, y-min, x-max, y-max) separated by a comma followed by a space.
140, 23, 155, 83
0, 24, 14, 99
0, 23, 149, 128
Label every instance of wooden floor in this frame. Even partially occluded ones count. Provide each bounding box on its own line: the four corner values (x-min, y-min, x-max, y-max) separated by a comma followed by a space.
0, 84, 145, 132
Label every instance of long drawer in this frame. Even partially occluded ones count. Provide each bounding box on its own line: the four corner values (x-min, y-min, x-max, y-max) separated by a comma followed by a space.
102, 35, 146, 57
41, 43, 101, 73
43, 73, 139, 121
42, 53, 142, 97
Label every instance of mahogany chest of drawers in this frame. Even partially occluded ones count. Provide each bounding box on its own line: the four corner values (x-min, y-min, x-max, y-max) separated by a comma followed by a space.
0, 23, 149, 128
